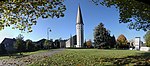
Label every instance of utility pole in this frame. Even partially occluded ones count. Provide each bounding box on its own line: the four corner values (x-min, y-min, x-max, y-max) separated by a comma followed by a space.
47, 27, 51, 40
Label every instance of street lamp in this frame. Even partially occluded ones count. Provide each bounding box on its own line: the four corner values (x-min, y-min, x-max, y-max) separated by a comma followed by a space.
47, 27, 52, 40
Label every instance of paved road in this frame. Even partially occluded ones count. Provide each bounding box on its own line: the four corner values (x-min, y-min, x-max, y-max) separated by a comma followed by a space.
0, 49, 65, 66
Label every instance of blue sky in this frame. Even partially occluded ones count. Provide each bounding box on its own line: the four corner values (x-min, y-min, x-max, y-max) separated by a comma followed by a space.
0, 0, 146, 42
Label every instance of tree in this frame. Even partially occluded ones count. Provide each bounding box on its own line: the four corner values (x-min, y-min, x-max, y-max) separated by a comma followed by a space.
36, 39, 46, 49
116, 34, 128, 49
144, 31, 150, 47
94, 23, 111, 49
44, 40, 51, 49
26, 39, 34, 51
109, 35, 116, 48
14, 34, 25, 55
54, 39, 60, 48
92, 0, 150, 31
86, 39, 92, 48
0, 0, 66, 32
83, 39, 87, 48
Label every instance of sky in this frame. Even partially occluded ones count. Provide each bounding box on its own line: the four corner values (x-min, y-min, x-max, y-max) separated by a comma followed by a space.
0, 0, 146, 42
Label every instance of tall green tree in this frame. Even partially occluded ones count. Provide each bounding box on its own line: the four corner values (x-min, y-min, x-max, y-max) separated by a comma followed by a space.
144, 31, 150, 47
0, 0, 66, 32
109, 35, 116, 48
92, 0, 150, 31
44, 40, 52, 49
14, 34, 25, 55
26, 39, 34, 51
94, 23, 111, 49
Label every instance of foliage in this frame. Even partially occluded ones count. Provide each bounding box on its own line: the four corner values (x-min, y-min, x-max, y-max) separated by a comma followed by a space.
86, 39, 92, 48
99, 42, 110, 49
14, 34, 25, 54
116, 34, 129, 49
26, 39, 35, 51
144, 31, 150, 47
117, 34, 128, 44
16, 34, 24, 40
109, 35, 116, 48
83, 39, 87, 48
54, 39, 60, 48
30, 49, 150, 66
33, 44, 40, 51
35, 39, 46, 50
0, 0, 66, 32
44, 40, 52, 49
93, 23, 111, 49
92, 0, 150, 31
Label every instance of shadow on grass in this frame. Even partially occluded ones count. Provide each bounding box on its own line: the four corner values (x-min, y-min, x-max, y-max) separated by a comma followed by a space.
101, 52, 150, 65
0, 53, 29, 59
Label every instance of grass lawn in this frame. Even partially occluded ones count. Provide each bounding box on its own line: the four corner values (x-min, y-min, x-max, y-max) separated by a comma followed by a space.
30, 49, 150, 66
20, 50, 51, 55
0, 50, 51, 60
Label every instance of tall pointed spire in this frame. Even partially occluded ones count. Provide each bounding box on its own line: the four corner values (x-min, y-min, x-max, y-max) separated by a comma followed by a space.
76, 5, 84, 48
76, 5, 83, 24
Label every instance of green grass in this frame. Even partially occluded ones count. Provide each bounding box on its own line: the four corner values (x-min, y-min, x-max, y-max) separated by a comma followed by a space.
0, 50, 51, 60
20, 50, 51, 55
0, 56, 10, 60
30, 49, 150, 66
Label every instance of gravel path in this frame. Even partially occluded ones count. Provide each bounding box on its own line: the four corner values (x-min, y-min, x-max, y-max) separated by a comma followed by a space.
0, 49, 65, 66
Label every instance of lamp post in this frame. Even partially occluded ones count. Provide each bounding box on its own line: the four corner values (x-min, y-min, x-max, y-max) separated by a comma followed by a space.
47, 27, 51, 40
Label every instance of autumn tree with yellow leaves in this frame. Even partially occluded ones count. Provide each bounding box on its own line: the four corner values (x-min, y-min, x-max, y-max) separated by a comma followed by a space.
116, 34, 129, 49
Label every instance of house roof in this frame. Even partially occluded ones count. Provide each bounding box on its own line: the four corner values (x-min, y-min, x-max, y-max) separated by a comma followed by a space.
1, 38, 16, 45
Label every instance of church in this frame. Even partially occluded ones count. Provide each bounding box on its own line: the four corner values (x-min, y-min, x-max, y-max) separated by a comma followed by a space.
66, 5, 84, 48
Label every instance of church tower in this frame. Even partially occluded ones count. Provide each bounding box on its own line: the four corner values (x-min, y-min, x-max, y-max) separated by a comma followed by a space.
76, 5, 84, 48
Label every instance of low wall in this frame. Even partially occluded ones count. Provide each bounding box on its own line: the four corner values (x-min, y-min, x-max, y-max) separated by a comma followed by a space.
140, 47, 150, 51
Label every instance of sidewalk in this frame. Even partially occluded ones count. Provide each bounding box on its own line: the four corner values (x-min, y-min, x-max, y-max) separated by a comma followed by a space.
0, 49, 65, 66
